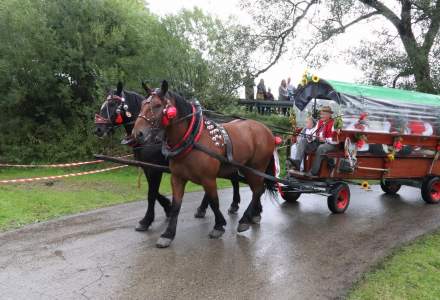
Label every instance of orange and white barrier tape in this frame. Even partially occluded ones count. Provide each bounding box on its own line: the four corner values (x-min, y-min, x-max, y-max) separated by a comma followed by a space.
0, 165, 127, 184
0, 155, 132, 168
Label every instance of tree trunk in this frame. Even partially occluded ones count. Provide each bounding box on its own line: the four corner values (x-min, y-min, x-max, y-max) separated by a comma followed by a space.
398, 26, 436, 94
411, 54, 436, 94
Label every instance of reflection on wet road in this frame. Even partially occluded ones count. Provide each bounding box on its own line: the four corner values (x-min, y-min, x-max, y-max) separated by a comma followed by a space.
1, 185, 439, 299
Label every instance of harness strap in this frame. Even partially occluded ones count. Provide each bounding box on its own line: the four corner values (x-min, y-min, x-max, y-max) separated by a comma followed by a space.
193, 142, 291, 186
217, 124, 234, 162
162, 103, 204, 159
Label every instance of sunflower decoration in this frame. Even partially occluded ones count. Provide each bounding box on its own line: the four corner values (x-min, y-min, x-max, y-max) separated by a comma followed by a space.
361, 181, 370, 191
387, 151, 396, 161
312, 74, 320, 83
299, 69, 311, 86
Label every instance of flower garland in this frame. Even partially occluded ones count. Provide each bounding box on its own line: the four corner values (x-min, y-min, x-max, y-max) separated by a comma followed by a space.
353, 132, 368, 149
289, 111, 298, 143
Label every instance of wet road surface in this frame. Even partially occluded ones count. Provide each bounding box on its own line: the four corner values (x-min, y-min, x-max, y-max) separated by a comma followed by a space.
1, 185, 440, 299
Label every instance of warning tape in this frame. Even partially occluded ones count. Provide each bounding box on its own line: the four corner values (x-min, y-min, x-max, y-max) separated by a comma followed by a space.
0, 155, 132, 168
0, 165, 128, 184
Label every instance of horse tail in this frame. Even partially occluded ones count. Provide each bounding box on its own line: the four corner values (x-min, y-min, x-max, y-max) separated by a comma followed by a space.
264, 154, 278, 199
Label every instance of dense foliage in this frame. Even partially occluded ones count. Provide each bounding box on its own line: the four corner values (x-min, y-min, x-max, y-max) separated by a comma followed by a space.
0, 0, 249, 162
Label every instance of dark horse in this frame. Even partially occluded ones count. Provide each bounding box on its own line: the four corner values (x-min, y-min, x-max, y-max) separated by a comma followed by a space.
133, 81, 277, 248
94, 82, 241, 231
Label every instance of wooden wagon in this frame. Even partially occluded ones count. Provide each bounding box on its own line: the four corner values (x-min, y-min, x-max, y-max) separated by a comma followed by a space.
279, 79, 440, 213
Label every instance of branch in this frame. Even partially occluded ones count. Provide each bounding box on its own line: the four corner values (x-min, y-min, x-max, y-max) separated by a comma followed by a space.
303, 11, 379, 59
251, 0, 317, 77
392, 69, 413, 88
400, 0, 412, 28
359, 0, 401, 28
422, 0, 440, 52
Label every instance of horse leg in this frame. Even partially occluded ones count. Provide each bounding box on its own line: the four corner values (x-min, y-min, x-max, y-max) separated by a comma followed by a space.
228, 175, 241, 214
135, 168, 157, 231
237, 173, 265, 232
203, 180, 227, 239
152, 171, 172, 218
194, 194, 209, 219
156, 175, 187, 248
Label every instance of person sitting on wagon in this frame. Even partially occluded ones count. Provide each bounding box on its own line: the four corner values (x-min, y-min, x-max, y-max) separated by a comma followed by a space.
289, 116, 316, 171
292, 106, 339, 176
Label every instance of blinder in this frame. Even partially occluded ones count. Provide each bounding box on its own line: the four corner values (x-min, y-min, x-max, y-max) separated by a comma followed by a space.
139, 89, 178, 128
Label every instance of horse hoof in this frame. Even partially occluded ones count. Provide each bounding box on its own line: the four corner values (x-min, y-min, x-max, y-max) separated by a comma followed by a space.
209, 228, 225, 239
237, 223, 250, 232
228, 206, 239, 215
156, 237, 173, 248
194, 208, 206, 218
251, 215, 261, 224
135, 223, 150, 232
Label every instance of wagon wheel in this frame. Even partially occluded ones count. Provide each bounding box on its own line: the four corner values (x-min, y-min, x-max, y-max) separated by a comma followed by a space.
421, 176, 440, 204
380, 180, 402, 195
327, 182, 350, 213
279, 185, 301, 203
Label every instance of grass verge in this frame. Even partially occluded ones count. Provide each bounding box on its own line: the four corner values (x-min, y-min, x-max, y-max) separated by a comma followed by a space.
0, 165, 232, 231
348, 230, 440, 299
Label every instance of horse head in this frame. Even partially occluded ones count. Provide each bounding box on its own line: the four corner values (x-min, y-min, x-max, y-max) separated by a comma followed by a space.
94, 82, 144, 138
133, 80, 193, 145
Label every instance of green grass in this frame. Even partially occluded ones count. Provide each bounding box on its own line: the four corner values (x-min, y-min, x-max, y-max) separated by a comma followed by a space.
222, 105, 291, 130
0, 110, 291, 231
0, 165, 232, 231
349, 230, 440, 299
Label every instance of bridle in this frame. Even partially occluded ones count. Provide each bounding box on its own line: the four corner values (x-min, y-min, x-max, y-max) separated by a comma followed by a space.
95, 92, 135, 128
137, 92, 196, 129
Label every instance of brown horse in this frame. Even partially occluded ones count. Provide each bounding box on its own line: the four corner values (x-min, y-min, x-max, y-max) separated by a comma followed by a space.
133, 81, 277, 248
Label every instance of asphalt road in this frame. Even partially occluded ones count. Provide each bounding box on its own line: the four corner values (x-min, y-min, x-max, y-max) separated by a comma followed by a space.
1, 185, 440, 299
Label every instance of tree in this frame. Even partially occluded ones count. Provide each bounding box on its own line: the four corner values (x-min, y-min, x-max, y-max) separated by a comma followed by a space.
162, 8, 257, 106
241, 0, 440, 94
0, 0, 215, 162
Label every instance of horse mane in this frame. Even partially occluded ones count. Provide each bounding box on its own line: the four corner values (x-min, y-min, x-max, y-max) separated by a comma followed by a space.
168, 91, 193, 118
124, 90, 144, 109
115, 90, 145, 117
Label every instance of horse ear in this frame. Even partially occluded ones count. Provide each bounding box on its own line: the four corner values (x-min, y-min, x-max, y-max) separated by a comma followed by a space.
141, 80, 152, 95
161, 80, 168, 96
117, 81, 123, 94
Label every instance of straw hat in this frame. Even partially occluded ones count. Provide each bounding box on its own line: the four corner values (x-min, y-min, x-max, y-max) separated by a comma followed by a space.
320, 105, 333, 114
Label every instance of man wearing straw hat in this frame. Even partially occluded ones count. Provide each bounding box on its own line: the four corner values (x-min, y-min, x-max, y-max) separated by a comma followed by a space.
292, 105, 339, 175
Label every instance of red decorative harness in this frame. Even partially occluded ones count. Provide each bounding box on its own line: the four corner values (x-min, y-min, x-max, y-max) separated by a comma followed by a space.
162, 103, 204, 160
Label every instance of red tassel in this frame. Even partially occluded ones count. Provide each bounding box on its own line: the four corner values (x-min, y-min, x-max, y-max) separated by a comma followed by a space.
161, 115, 169, 126
115, 113, 123, 124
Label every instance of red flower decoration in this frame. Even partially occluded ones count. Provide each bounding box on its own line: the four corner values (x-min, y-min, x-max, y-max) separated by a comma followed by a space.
356, 140, 365, 149
166, 106, 177, 119
394, 141, 403, 150
274, 136, 282, 145
359, 112, 368, 121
